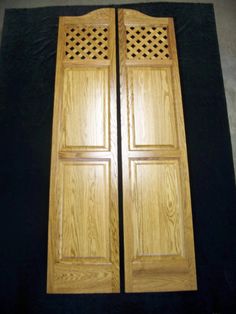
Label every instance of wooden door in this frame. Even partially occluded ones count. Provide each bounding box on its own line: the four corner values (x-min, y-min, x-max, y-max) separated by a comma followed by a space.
47, 9, 120, 293
118, 9, 197, 292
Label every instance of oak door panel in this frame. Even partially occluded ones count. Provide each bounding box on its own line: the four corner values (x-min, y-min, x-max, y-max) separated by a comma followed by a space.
127, 67, 176, 149
131, 159, 183, 258
62, 68, 109, 150
61, 161, 110, 262
47, 9, 119, 294
119, 9, 197, 292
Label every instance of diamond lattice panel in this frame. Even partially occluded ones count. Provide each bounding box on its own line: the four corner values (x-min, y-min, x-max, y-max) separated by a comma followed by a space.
65, 26, 109, 60
126, 26, 170, 60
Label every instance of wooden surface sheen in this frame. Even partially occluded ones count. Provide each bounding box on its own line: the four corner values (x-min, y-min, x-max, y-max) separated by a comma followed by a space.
118, 9, 197, 292
47, 9, 120, 293
47, 8, 197, 294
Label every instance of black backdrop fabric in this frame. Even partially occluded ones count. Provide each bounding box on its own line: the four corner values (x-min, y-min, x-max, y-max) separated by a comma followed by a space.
0, 3, 236, 314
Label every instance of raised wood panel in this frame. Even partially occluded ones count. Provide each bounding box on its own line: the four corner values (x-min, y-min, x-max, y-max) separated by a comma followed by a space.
61, 161, 110, 262
119, 9, 197, 292
127, 67, 176, 149
62, 68, 109, 150
130, 159, 183, 259
47, 9, 119, 294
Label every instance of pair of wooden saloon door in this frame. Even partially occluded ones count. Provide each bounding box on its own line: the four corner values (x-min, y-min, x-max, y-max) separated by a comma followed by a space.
47, 8, 197, 293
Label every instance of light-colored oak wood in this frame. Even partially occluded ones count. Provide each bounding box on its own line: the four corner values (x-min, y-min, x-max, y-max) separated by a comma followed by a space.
118, 9, 197, 292
65, 25, 109, 61
61, 161, 110, 262
126, 25, 170, 60
62, 67, 109, 150
131, 159, 183, 258
127, 67, 176, 149
47, 9, 119, 293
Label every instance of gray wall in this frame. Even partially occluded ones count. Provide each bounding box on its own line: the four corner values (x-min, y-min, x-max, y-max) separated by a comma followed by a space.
0, 0, 235, 178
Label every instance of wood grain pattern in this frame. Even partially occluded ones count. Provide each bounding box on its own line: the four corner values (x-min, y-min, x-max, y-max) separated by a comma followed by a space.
127, 67, 176, 148
61, 161, 110, 261
47, 9, 119, 294
118, 9, 197, 292
131, 159, 183, 258
62, 67, 109, 150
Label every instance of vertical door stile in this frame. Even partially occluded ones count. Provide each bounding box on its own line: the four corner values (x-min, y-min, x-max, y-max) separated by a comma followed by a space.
47, 8, 120, 294
118, 9, 197, 292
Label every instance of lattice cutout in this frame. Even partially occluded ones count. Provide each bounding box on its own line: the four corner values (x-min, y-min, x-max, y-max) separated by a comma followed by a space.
65, 26, 109, 60
126, 26, 170, 60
